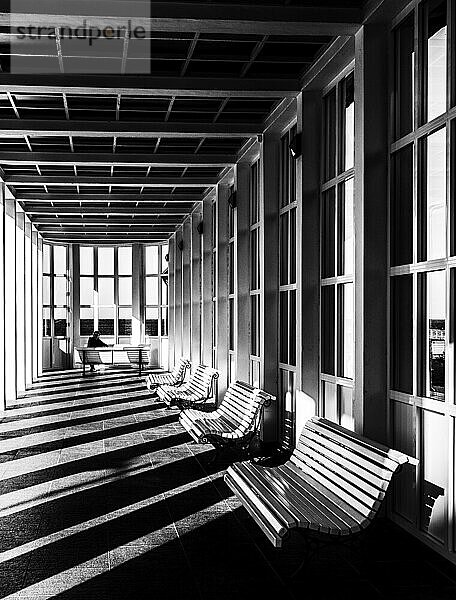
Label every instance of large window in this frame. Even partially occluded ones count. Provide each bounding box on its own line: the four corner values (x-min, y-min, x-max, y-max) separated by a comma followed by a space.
390, 1, 453, 548
249, 160, 261, 388
321, 71, 355, 430
279, 125, 298, 448
228, 186, 237, 385
43, 244, 69, 340
211, 198, 217, 368
145, 244, 169, 359
79, 246, 131, 343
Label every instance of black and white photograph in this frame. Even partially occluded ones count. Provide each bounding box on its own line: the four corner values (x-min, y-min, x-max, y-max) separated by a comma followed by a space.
0, 0, 455, 598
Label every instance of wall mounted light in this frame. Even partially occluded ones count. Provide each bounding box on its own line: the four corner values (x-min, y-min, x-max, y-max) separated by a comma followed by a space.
289, 132, 302, 159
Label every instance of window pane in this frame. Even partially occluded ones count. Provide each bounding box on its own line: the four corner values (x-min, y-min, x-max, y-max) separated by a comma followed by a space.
339, 179, 354, 275
43, 244, 51, 273
426, 0, 447, 122
118, 277, 132, 305
161, 307, 168, 336
250, 162, 259, 225
290, 207, 296, 285
324, 89, 337, 181
424, 270, 445, 400
98, 277, 114, 305
42, 307, 51, 336
161, 277, 168, 305
425, 128, 446, 260
80, 246, 94, 275
98, 247, 114, 275
229, 297, 234, 351
146, 276, 159, 305
391, 145, 414, 266
322, 188, 336, 278
280, 134, 290, 208
54, 307, 67, 337
146, 307, 159, 336
53, 245, 67, 275
118, 307, 132, 336
161, 245, 169, 273
280, 212, 289, 286
80, 277, 94, 306
289, 289, 296, 366
321, 285, 335, 375
251, 295, 258, 357
54, 277, 67, 306
42, 275, 51, 305
98, 306, 115, 335
323, 381, 338, 423
118, 246, 132, 275
391, 275, 413, 393
394, 14, 415, 138
250, 228, 259, 290
279, 290, 288, 364
80, 307, 94, 336
344, 73, 355, 171
229, 242, 235, 295
340, 283, 354, 379
146, 246, 159, 274
340, 387, 354, 431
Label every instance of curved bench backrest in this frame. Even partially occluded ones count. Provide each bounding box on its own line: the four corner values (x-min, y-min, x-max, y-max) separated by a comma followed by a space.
181, 364, 219, 399
217, 381, 273, 435
78, 349, 103, 364
125, 349, 150, 365
291, 416, 410, 520
171, 358, 191, 383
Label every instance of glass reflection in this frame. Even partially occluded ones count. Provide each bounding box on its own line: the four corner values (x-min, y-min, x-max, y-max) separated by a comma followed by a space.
427, 0, 447, 122
426, 270, 445, 400
426, 128, 446, 260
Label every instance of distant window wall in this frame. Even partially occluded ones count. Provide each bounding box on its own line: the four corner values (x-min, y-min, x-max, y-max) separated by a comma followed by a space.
145, 243, 169, 365
79, 246, 132, 345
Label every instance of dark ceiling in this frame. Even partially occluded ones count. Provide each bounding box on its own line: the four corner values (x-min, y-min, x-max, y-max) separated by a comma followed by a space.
0, 1, 364, 243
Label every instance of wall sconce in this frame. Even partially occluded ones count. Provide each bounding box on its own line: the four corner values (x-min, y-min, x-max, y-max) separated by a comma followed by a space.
197, 221, 204, 235
289, 132, 302, 159
164, 253, 169, 262
227, 190, 237, 209
177, 240, 184, 252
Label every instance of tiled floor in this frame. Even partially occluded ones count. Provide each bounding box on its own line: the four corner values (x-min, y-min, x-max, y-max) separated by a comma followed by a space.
0, 368, 456, 599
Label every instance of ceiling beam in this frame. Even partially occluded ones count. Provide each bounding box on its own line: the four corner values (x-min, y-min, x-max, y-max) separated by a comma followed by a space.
26, 206, 189, 215
0, 152, 235, 167
6, 176, 216, 186
31, 218, 185, 225
17, 194, 202, 202
0, 120, 258, 138
42, 237, 170, 243
38, 229, 175, 234
0, 75, 298, 98
2, 3, 362, 35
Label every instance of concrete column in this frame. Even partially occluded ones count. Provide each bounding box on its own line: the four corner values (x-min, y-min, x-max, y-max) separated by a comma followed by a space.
191, 207, 203, 367
15, 209, 25, 393
168, 235, 175, 368
296, 91, 322, 438
31, 229, 38, 381
4, 198, 16, 402
354, 24, 389, 443
235, 162, 251, 383
182, 219, 192, 360
174, 228, 183, 360
71, 245, 81, 361
216, 184, 230, 398
37, 236, 43, 376
201, 194, 214, 366
260, 133, 280, 442
24, 218, 32, 388
132, 244, 144, 345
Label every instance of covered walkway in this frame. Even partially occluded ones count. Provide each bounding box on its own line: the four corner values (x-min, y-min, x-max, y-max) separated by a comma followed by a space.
0, 371, 454, 599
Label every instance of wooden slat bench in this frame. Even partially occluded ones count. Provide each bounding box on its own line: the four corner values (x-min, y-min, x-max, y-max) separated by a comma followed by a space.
156, 364, 219, 409
145, 358, 191, 392
179, 380, 273, 459
225, 416, 417, 554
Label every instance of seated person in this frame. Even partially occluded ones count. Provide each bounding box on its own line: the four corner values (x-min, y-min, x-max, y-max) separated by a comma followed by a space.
87, 331, 109, 372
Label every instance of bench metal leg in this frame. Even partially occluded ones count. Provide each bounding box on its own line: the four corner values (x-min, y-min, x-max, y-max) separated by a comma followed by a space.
82, 353, 86, 376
